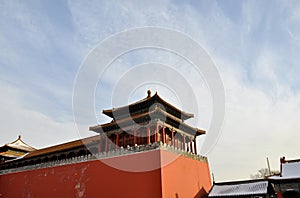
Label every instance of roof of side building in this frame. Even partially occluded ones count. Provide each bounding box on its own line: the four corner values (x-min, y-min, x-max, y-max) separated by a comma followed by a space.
208, 179, 271, 197
3, 135, 36, 152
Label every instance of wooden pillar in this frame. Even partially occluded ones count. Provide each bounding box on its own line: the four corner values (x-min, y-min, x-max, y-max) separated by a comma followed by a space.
155, 122, 159, 142
147, 125, 151, 144
193, 139, 197, 155
189, 137, 193, 153
98, 134, 102, 153
134, 128, 137, 145
162, 126, 166, 143
171, 130, 175, 146
116, 133, 119, 149
105, 135, 108, 152
181, 138, 183, 150
123, 134, 125, 147
183, 134, 186, 151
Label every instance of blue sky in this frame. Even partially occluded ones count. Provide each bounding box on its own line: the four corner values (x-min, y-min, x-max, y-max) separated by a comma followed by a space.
1, 0, 300, 181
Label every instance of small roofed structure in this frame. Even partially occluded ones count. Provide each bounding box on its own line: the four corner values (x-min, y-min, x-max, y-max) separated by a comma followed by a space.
0, 135, 36, 162
208, 179, 275, 198
0, 135, 101, 170
269, 156, 300, 198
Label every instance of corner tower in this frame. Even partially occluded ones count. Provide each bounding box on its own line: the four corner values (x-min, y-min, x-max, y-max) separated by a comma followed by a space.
90, 90, 205, 155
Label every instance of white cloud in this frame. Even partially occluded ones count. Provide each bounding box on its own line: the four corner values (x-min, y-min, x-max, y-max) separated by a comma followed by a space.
207, 60, 300, 181
1, 0, 300, 182
0, 80, 94, 149
283, 1, 300, 43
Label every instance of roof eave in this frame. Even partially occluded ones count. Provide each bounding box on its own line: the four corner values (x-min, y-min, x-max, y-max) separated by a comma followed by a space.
90, 108, 205, 137
101, 92, 194, 120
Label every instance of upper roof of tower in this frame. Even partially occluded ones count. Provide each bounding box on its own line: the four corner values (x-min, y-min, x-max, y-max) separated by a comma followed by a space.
102, 90, 194, 121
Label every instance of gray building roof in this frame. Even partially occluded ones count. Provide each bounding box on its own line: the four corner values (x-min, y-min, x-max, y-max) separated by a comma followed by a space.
208, 180, 269, 197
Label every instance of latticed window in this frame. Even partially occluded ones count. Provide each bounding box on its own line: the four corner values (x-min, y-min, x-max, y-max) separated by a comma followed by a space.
123, 134, 134, 146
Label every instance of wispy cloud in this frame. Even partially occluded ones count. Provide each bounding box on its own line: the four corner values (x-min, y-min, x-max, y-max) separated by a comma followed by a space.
0, 0, 300, 181
0, 80, 94, 148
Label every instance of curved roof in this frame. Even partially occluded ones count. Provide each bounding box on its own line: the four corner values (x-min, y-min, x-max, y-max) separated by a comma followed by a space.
4, 135, 36, 152
91, 107, 205, 137
102, 91, 194, 121
23, 135, 100, 159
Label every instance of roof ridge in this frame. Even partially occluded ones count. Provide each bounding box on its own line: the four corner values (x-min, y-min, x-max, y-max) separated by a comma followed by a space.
102, 91, 194, 120
24, 135, 100, 159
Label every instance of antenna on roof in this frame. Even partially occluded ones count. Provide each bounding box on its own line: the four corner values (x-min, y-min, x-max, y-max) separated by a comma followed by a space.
18, 135, 22, 139
267, 157, 271, 176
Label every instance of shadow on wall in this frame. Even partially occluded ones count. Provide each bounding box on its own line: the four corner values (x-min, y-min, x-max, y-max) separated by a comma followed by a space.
283, 191, 300, 198
174, 188, 208, 198
194, 187, 208, 198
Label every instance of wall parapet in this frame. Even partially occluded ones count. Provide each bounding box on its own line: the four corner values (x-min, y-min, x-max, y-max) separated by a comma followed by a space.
0, 142, 207, 175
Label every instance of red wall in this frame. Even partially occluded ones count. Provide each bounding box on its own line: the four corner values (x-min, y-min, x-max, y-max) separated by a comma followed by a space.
160, 150, 212, 198
0, 149, 211, 198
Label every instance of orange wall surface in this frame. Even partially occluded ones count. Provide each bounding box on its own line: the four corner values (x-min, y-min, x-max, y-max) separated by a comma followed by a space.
160, 150, 212, 198
0, 149, 211, 198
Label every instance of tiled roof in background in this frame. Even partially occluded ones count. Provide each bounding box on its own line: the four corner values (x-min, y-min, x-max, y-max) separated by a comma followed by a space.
208, 180, 268, 197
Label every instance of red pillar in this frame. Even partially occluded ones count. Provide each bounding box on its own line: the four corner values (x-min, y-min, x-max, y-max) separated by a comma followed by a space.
162, 126, 166, 143
180, 140, 183, 150
116, 133, 119, 149
98, 135, 102, 153
134, 128, 137, 145
123, 134, 125, 147
193, 139, 197, 155
155, 122, 159, 142
105, 135, 108, 152
171, 130, 174, 146
183, 134, 186, 151
147, 125, 151, 144
189, 137, 193, 153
